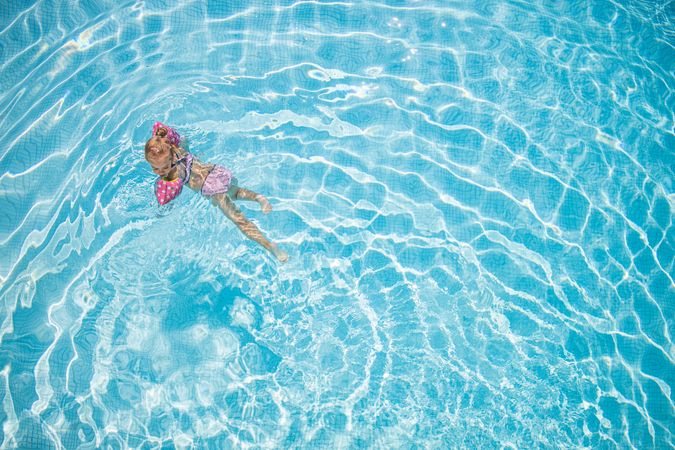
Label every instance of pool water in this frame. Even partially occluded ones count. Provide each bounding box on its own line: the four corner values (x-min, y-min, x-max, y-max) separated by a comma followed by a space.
0, 0, 673, 448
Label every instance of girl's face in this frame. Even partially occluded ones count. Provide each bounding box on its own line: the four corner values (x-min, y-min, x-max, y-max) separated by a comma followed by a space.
146, 143, 175, 177
145, 137, 175, 177
148, 155, 173, 177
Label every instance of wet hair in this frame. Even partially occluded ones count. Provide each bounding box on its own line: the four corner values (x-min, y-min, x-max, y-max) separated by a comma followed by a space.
144, 127, 173, 162
154, 126, 168, 138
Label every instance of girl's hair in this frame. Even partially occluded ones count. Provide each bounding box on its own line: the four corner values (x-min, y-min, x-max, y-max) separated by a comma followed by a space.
144, 127, 173, 161
154, 126, 168, 138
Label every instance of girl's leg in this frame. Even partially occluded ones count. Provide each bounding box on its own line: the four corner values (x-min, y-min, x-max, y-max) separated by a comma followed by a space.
212, 193, 287, 262
233, 187, 272, 214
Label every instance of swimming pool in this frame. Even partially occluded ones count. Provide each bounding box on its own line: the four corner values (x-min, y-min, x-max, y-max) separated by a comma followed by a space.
0, 0, 673, 448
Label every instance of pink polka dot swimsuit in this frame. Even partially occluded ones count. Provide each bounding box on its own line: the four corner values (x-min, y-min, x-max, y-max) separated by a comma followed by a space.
152, 122, 193, 206
155, 154, 193, 205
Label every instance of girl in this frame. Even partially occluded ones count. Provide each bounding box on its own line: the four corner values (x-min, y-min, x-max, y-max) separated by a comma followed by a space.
144, 122, 288, 262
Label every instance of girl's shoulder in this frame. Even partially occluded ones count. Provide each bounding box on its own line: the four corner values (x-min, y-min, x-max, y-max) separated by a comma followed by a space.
176, 145, 212, 170
174, 145, 189, 158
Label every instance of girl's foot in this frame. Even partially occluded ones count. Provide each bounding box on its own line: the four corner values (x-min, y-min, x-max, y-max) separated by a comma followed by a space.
270, 244, 288, 263
256, 195, 272, 214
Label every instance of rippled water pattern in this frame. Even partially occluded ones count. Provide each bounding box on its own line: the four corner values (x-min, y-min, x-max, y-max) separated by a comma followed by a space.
1, 0, 674, 448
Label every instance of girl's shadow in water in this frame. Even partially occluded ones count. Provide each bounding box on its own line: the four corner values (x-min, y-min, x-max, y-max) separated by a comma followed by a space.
158, 264, 281, 375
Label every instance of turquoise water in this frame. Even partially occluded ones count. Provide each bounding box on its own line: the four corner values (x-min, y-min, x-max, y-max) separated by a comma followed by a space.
1, 0, 673, 448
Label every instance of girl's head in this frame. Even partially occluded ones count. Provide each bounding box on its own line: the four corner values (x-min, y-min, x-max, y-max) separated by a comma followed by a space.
145, 127, 174, 177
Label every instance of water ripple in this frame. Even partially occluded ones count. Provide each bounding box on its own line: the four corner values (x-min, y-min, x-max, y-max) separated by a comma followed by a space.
0, 0, 673, 448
